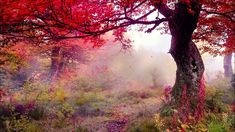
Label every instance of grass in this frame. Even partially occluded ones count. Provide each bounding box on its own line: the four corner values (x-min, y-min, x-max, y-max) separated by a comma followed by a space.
0, 75, 234, 131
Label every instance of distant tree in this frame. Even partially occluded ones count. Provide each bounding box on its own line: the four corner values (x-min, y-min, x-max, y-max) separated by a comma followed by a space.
48, 43, 88, 81
223, 53, 233, 78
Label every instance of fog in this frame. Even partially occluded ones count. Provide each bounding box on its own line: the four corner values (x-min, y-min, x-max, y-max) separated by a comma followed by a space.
76, 42, 227, 90
2, 32, 230, 90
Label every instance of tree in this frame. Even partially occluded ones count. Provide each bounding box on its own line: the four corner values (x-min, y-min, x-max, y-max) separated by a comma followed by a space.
1, 0, 234, 121
48, 42, 88, 81
223, 53, 233, 78
0, 0, 90, 81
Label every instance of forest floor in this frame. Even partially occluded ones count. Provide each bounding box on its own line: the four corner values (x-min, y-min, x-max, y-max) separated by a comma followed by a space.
0, 76, 234, 131
0, 81, 164, 132
74, 88, 162, 132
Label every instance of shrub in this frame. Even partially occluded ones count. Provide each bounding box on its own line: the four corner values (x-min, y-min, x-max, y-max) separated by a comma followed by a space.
28, 105, 44, 120
0, 102, 45, 131
75, 104, 106, 117
207, 76, 234, 104
51, 110, 69, 128
24, 122, 42, 132
75, 126, 89, 132
153, 84, 235, 131
3, 114, 42, 132
159, 104, 174, 117
127, 119, 160, 132
205, 87, 228, 113
58, 102, 74, 117
76, 92, 104, 106
208, 121, 227, 132
54, 87, 68, 102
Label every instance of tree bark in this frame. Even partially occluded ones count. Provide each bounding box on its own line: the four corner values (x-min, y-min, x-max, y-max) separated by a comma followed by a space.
170, 40, 204, 118
167, 1, 205, 119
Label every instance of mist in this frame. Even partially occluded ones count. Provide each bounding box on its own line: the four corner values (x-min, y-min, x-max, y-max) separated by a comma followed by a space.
74, 43, 226, 91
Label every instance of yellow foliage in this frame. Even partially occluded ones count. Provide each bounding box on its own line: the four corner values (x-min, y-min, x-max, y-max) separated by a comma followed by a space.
154, 113, 164, 130
54, 88, 67, 102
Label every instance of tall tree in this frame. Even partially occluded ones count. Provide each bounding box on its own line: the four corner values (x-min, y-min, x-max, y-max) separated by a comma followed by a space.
1, 0, 234, 120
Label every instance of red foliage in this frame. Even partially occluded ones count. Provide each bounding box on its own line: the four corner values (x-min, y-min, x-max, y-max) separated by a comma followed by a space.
194, 76, 206, 120
232, 101, 235, 113
179, 84, 190, 123
0, 0, 233, 55
0, 89, 6, 103
162, 85, 172, 103
194, 0, 235, 55
175, 77, 205, 123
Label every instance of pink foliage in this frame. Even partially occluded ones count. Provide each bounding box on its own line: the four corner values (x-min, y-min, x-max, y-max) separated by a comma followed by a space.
194, 76, 205, 120
231, 101, 235, 113
179, 84, 190, 123
0, 89, 6, 104
177, 77, 206, 123
161, 85, 172, 103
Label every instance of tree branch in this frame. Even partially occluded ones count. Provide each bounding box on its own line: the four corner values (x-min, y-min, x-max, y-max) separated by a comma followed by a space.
154, 2, 174, 18
201, 9, 235, 23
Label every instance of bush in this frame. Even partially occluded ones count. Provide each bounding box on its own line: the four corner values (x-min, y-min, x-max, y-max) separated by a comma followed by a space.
205, 87, 229, 113
24, 122, 42, 132
58, 102, 74, 117
28, 105, 44, 120
127, 119, 160, 132
0, 102, 45, 131
75, 126, 89, 132
159, 104, 174, 117
208, 121, 227, 132
153, 84, 235, 131
207, 76, 235, 104
76, 92, 104, 106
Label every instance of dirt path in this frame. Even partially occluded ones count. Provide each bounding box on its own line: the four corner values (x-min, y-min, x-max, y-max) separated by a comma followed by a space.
104, 97, 162, 132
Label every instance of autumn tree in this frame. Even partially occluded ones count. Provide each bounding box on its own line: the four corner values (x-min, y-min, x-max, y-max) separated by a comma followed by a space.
1, 0, 235, 120
0, 0, 92, 80
48, 42, 88, 81
192, 0, 234, 79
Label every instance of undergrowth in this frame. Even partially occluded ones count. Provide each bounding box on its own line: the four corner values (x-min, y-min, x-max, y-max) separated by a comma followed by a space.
155, 82, 235, 131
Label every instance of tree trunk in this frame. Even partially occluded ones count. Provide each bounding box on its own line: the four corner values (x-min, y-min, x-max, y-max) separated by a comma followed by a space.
49, 47, 62, 81
170, 39, 205, 120
223, 53, 233, 78
168, 1, 205, 121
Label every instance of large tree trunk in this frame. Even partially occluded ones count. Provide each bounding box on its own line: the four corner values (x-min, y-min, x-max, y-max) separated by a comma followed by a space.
223, 53, 233, 78
168, 1, 205, 121
170, 39, 205, 120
